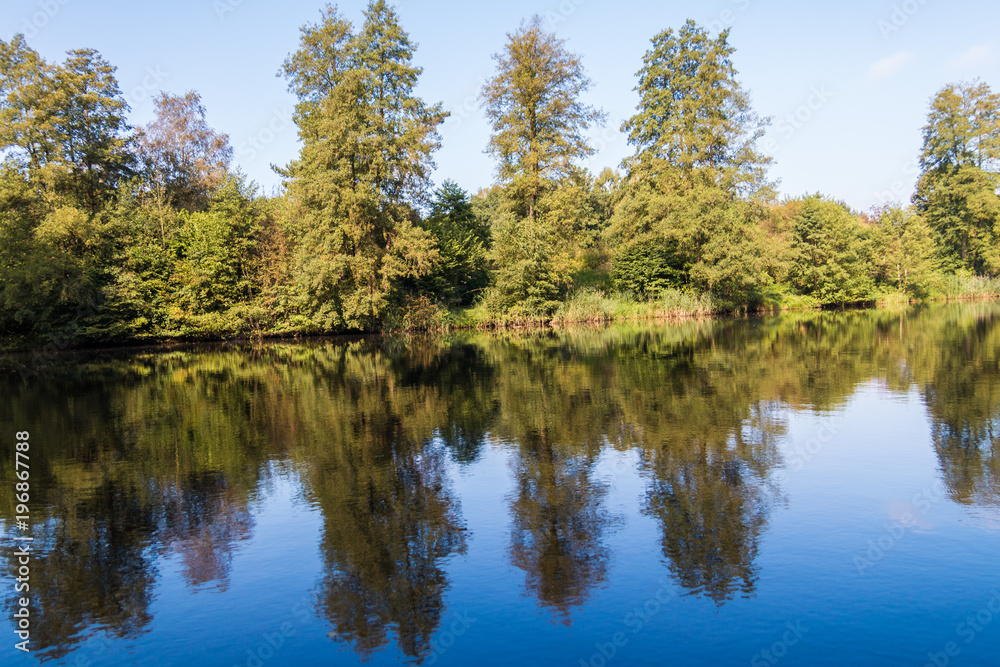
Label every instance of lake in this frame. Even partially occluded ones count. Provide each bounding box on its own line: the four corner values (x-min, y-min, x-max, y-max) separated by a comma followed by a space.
2, 303, 1000, 666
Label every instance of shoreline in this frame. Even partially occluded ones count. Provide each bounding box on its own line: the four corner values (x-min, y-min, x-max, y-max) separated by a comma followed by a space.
3, 292, 998, 362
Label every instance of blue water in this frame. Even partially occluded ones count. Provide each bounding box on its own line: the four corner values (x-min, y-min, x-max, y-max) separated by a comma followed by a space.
2, 304, 999, 666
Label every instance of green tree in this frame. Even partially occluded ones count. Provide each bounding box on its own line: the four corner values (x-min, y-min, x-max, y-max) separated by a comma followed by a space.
479, 15, 604, 222
50, 48, 134, 214
690, 200, 776, 304
0, 38, 132, 336
478, 16, 604, 313
608, 21, 775, 304
280, 2, 443, 331
915, 81, 1000, 274
610, 233, 686, 298
621, 20, 772, 196
787, 195, 874, 304
0, 35, 58, 175
866, 204, 937, 296
169, 175, 267, 334
413, 180, 490, 306
483, 210, 562, 315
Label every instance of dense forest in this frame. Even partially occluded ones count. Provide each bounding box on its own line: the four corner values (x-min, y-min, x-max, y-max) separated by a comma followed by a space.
1, 1, 999, 347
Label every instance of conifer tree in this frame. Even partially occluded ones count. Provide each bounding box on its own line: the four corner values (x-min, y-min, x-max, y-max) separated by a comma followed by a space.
480, 15, 604, 223
621, 20, 771, 196
281, 2, 444, 330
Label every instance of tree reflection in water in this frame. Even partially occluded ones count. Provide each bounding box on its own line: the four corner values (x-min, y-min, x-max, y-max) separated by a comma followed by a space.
3, 303, 1000, 661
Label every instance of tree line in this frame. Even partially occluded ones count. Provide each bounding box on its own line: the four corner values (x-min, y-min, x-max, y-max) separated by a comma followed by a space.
1, 1, 999, 343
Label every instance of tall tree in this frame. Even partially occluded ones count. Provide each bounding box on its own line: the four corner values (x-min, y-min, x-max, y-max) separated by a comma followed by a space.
621, 20, 772, 196
136, 91, 233, 212
51, 48, 134, 213
915, 81, 1000, 274
0, 35, 58, 174
280, 2, 444, 330
0, 38, 132, 336
608, 21, 776, 303
0, 39, 133, 210
479, 15, 604, 222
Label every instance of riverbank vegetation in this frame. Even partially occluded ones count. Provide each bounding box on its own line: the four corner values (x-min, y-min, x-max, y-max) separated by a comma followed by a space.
1, 2, 999, 347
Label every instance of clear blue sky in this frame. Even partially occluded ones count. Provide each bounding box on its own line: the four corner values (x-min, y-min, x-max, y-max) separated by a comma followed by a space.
4, 0, 998, 211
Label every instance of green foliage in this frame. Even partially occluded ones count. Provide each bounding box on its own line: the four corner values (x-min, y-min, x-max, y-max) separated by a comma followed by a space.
0, 37, 134, 339
916, 165, 1000, 275
608, 169, 777, 304
480, 15, 604, 222
477, 15, 607, 319
787, 195, 874, 304
690, 202, 776, 306
0, 167, 112, 335
611, 233, 685, 299
608, 22, 776, 307
622, 20, 772, 197
412, 180, 489, 306
481, 212, 563, 316
866, 204, 937, 297
280, 1, 443, 331
915, 81, 1000, 276
2, 21, 1000, 346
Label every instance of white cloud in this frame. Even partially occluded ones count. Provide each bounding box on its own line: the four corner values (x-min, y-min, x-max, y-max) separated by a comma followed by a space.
948, 43, 996, 70
867, 51, 916, 82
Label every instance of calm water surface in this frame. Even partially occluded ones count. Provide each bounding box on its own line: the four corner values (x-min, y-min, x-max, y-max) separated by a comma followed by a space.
2, 303, 1000, 666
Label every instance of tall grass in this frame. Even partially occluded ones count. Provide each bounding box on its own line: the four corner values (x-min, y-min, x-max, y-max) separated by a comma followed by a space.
936, 274, 1000, 300
551, 288, 716, 325
449, 275, 1000, 332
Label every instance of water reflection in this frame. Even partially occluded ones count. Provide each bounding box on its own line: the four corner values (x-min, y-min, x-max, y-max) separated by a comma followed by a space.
157, 472, 255, 590
28, 478, 157, 660
2, 303, 1000, 662
312, 442, 466, 662
920, 306, 1000, 507
507, 432, 618, 621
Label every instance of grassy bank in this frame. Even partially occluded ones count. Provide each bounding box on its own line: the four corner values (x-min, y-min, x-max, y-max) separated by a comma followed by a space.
434, 275, 1000, 332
